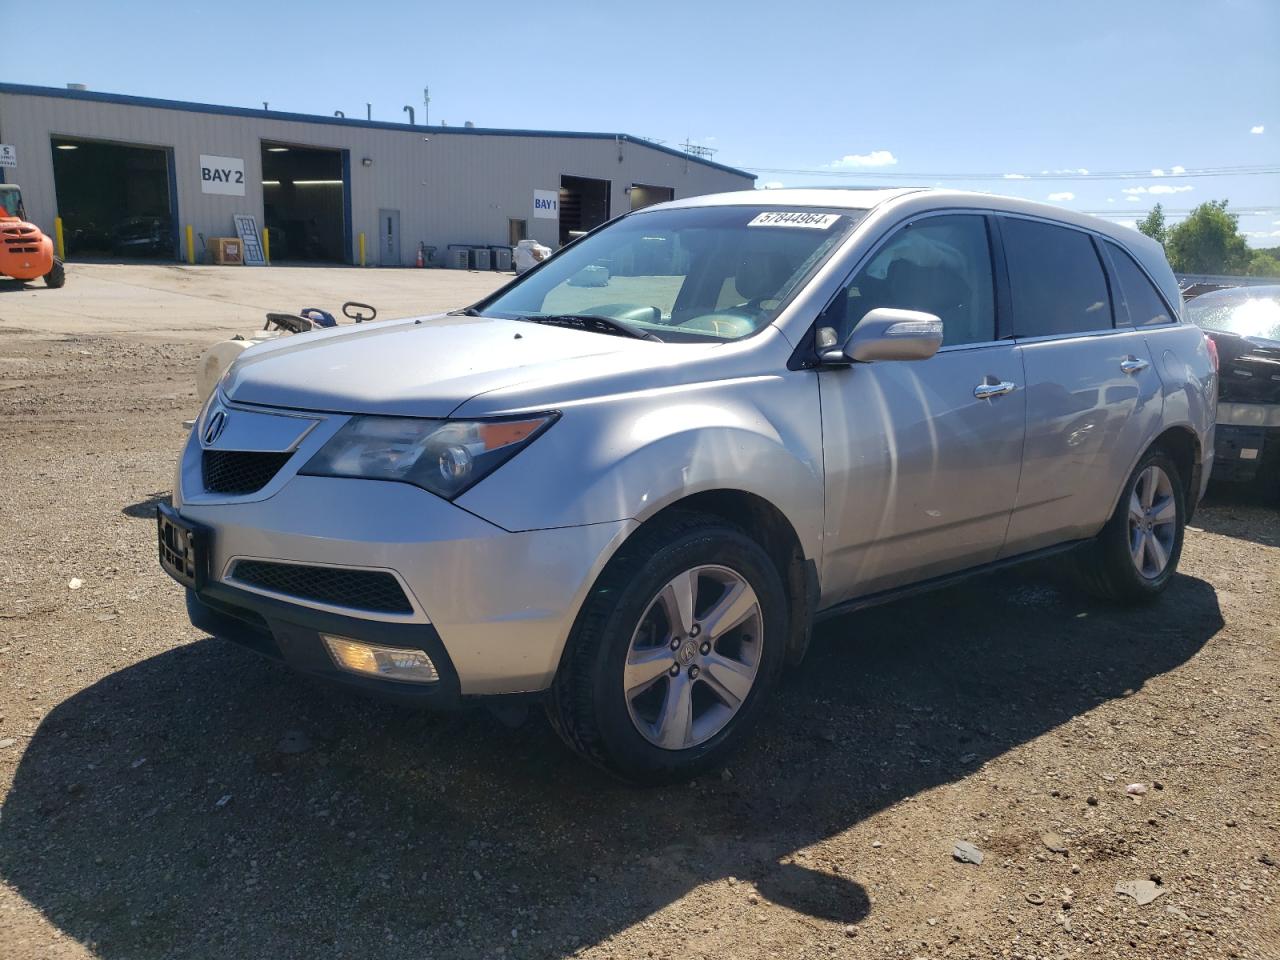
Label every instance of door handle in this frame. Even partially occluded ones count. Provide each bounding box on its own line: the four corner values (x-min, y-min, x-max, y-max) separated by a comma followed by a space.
974, 380, 1017, 400
1120, 357, 1150, 375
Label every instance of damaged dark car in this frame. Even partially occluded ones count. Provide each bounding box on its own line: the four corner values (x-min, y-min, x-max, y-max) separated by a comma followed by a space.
1186, 284, 1280, 497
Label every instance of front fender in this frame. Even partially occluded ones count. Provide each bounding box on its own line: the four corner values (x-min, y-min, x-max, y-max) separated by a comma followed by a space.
454, 372, 825, 561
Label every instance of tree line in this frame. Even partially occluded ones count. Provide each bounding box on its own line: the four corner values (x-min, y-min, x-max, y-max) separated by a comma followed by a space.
1135, 200, 1280, 278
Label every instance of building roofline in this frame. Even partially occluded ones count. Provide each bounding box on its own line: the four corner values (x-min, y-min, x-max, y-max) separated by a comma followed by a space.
0, 83, 756, 180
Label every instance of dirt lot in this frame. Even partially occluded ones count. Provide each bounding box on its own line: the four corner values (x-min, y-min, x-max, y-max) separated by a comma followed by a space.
1, 263, 1277, 960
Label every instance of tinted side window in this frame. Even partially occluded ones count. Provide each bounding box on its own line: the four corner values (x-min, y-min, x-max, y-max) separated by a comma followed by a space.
1002, 218, 1112, 337
1106, 241, 1174, 326
829, 214, 996, 346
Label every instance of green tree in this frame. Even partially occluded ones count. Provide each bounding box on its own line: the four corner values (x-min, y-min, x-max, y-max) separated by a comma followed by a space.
1246, 250, 1280, 278
1165, 200, 1251, 275
1135, 203, 1167, 246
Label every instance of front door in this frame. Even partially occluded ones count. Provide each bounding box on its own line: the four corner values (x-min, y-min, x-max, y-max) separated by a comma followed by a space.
378, 208, 400, 266
818, 213, 1027, 605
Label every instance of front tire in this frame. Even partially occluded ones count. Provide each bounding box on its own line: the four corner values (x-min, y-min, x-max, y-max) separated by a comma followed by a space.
547, 512, 788, 784
44, 258, 66, 289
1075, 448, 1185, 603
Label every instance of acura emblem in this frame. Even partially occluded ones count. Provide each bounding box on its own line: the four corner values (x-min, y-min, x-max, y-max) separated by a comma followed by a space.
203, 410, 228, 445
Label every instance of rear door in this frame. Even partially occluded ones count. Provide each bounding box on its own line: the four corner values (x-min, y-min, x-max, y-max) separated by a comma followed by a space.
818, 212, 1027, 605
997, 216, 1164, 555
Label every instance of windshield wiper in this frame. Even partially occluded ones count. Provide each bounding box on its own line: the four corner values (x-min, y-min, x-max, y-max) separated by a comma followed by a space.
517, 313, 663, 342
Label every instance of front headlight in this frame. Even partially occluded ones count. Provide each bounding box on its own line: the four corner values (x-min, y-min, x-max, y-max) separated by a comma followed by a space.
299, 414, 556, 499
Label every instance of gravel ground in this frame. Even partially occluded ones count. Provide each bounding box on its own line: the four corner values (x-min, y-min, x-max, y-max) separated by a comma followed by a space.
1, 265, 1278, 959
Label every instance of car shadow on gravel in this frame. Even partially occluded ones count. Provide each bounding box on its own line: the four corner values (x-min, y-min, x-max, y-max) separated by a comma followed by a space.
120, 492, 171, 519
0, 569, 1222, 959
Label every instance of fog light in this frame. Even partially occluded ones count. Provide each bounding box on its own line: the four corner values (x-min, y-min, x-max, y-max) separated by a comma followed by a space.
322, 635, 440, 684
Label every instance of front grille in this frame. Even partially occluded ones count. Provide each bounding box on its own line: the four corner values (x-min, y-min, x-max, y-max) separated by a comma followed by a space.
231, 559, 414, 614
202, 450, 293, 494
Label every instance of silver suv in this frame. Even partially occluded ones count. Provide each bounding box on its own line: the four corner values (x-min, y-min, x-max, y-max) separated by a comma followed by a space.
159, 188, 1216, 782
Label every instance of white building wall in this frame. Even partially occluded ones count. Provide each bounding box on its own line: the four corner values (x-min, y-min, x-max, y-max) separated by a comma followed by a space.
0, 87, 753, 265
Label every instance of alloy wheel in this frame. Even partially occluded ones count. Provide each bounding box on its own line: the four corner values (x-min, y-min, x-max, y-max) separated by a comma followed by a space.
623, 564, 763, 750
1128, 464, 1177, 579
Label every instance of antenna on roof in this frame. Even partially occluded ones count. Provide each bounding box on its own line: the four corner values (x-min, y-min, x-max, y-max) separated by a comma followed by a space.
680, 140, 717, 159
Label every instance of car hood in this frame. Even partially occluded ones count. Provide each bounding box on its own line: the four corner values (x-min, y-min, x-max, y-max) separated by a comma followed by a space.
221, 314, 672, 416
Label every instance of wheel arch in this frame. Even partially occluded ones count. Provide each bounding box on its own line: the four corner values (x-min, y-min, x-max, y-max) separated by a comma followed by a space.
577, 488, 817, 672
1150, 424, 1202, 521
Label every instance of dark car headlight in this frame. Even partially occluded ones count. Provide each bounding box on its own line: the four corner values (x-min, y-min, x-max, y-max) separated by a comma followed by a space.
300, 414, 556, 499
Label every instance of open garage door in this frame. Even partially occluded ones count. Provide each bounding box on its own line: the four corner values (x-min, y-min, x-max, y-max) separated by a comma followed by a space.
261, 142, 348, 262
51, 137, 177, 260
629, 183, 674, 211
558, 175, 610, 247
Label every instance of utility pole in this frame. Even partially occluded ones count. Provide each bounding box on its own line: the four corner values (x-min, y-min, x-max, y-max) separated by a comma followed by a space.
423, 86, 431, 126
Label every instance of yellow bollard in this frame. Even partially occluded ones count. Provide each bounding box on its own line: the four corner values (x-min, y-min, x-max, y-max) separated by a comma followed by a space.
358, 232, 366, 267
186, 225, 195, 265
262, 227, 270, 265
54, 217, 66, 260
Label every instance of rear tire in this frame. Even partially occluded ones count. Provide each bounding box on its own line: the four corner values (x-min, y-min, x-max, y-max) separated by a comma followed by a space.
1074, 448, 1185, 603
547, 511, 787, 784
43, 258, 66, 289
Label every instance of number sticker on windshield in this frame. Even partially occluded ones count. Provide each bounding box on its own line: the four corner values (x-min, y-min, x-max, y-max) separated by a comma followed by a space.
748, 212, 841, 229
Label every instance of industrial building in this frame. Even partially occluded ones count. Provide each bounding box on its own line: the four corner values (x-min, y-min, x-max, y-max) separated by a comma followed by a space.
0, 83, 754, 267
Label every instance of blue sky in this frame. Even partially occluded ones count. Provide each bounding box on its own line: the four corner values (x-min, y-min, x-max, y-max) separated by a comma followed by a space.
27, 0, 1280, 244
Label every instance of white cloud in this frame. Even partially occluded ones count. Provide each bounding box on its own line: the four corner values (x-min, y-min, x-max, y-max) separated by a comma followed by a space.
829, 149, 898, 168
1003, 173, 1028, 179
1047, 191, 1075, 202
705, 136, 717, 142
1044, 167, 1089, 175
1116, 220, 1139, 230
1150, 168, 1165, 177
1107, 197, 1116, 203
1245, 229, 1280, 238
1127, 196, 1141, 202
760, 181, 785, 190
1171, 165, 1186, 175
1123, 184, 1194, 195
1251, 124, 1265, 134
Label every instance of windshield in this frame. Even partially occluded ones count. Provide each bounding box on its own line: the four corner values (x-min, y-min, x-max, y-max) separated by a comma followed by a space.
478, 205, 863, 342
0, 187, 22, 218
1186, 286, 1280, 343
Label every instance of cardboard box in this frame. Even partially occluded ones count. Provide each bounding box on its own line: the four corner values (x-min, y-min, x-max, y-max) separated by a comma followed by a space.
210, 237, 242, 265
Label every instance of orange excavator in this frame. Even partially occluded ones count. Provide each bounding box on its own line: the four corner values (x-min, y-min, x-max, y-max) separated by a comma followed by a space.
0, 184, 64, 288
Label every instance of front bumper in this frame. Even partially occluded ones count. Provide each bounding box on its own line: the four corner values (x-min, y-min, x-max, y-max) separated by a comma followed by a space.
170, 406, 635, 697
187, 580, 464, 707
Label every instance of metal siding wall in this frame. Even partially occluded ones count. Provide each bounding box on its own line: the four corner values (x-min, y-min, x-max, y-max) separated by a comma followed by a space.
0, 92, 754, 264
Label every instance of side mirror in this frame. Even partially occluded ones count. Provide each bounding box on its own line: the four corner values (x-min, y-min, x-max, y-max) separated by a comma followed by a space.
821, 307, 943, 364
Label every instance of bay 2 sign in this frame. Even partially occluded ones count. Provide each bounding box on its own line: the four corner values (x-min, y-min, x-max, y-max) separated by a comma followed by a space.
200, 155, 246, 197
533, 189, 559, 219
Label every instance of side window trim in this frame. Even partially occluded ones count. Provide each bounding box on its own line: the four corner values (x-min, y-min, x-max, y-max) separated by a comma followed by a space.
1096, 240, 1134, 327
1090, 234, 1123, 329
987, 213, 1015, 340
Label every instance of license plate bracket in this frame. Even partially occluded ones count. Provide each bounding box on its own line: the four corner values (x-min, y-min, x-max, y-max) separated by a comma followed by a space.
157, 503, 207, 589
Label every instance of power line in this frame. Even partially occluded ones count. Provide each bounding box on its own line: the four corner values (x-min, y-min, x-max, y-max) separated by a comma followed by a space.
745, 164, 1280, 182
1083, 206, 1280, 216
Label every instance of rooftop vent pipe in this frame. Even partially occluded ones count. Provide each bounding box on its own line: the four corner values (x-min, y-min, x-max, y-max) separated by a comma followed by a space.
67, 83, 87, 91
403, 105, 415, 125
